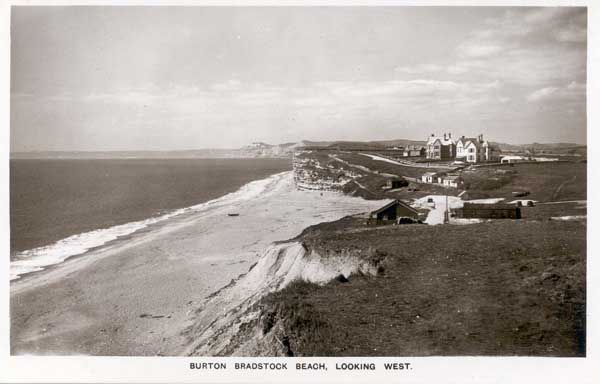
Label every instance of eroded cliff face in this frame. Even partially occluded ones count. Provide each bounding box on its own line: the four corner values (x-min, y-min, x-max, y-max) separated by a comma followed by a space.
181, 241, 383, 356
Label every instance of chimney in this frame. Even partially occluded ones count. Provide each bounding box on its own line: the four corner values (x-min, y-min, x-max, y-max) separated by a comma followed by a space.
448, 133, 452, 139
479, 134, 483, 142
431, 133, 435, 137
443, 133, 447, 140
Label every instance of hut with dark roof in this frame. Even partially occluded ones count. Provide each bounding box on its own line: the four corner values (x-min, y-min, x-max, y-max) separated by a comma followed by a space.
368, 200, 420, 225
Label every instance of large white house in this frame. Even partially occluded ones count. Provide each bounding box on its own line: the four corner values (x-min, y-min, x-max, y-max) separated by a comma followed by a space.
455, 135, 499, 163
426, 133, 455, 160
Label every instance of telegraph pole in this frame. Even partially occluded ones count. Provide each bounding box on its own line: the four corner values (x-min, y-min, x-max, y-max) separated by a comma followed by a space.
444, 193, 449, 224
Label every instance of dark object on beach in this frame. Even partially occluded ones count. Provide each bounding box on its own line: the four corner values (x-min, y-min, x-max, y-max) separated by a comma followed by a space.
228, 213, 240, 217
335, 274, 349, 283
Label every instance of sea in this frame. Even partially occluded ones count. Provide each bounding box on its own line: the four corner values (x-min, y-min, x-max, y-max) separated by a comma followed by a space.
10, 158, 291, 280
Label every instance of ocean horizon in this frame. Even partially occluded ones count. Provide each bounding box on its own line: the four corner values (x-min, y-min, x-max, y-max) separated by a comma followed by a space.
10, 158, 291, 280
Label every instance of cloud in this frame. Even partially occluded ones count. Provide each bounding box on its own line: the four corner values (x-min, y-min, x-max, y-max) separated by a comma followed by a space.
527, 81, 586, 102
457, 43, 502, 58
396, 8, 586, 87
211, 79, 242, 92
555, 24, 586, 43
395, 64, 444, 74
395, 63, 470, 76
526, 86, 559, 102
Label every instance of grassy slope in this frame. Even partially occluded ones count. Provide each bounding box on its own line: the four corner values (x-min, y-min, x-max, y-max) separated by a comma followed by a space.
264, 219, 586, 357
462, 162, 587, 201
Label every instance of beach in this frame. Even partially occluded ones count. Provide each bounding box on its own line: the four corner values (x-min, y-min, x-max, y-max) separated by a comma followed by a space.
10, 171, 386, 356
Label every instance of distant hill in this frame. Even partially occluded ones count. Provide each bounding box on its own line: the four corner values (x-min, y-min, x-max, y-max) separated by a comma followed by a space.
492, 142, 587, 155
11, 139, 586, 159
369, 139, 427, 147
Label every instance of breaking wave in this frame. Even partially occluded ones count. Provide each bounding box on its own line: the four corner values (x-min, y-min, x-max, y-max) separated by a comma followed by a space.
10, 171, 291, 281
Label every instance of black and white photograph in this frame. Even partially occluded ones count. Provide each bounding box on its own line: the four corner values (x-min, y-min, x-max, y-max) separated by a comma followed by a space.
0, 1, 598, 383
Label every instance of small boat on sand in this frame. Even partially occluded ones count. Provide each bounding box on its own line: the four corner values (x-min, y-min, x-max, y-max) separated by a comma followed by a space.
228, 213, 240, 217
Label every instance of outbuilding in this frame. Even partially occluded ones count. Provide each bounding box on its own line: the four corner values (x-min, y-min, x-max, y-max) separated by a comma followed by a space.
422, 172, 444, 183
500, 155, 529, 164
441, 175, 463, 188
456, 203, 521, 219
386, 178, 409, 189
368, 200, 420, 225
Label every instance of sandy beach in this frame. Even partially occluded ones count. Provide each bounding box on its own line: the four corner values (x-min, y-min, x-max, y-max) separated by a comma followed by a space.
10, 171, 386, 356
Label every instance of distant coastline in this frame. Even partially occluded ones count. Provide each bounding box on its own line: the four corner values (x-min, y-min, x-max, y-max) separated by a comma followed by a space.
9, 139, 586, 160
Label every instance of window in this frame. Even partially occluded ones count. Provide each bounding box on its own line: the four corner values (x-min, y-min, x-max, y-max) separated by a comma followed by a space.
469, 148, 475, 153
434, 145, 440, 150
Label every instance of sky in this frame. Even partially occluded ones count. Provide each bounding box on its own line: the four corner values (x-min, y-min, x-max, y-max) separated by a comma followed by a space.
10, 6, 587, 151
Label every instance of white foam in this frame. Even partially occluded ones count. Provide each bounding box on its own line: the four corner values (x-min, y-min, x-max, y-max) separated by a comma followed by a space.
10, 172, 290, 281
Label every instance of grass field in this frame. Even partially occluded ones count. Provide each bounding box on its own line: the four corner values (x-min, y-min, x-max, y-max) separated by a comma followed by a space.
261, 218, 586, 356
462, 162, 587, 201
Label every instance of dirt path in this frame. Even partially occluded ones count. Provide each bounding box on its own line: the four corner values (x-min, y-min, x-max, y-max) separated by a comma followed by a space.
551, 175, 577, 201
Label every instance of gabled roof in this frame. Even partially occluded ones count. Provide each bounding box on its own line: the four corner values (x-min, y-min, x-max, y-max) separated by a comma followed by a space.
371, 199, 419, 215
427, 136, 455, 146
457, 137, 478, 146
422, 172, 437, 177
464, 139, 483, 149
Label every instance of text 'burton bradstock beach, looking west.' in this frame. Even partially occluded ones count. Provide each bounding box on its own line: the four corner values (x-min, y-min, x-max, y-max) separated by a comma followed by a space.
8, 5, 587, 361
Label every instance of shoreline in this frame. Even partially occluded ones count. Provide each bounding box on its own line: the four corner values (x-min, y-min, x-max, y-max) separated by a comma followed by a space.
10, 171, 388, 355
10, 170, 292, 282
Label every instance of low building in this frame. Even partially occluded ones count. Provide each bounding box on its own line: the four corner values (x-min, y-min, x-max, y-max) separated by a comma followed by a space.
501, 155, 529, 164
386, 178, 409, 189
456, 203, 521, 219
403, 146, 425, 157
368, 199, 420, 224
484, 142, 501, 161
421, 172, 440, 183
440, 175, 463, 188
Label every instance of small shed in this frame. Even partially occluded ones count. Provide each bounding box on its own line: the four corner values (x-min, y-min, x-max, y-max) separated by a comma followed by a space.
441, 175, 463, 188
368, 200, 420, 225
457, 203, 521, 219
386, 178, 409, 189
500, 155, 528, 164
422, 172, 441, 183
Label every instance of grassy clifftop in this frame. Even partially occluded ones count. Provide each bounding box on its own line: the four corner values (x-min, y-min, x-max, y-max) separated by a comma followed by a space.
259, 218, 586, 356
